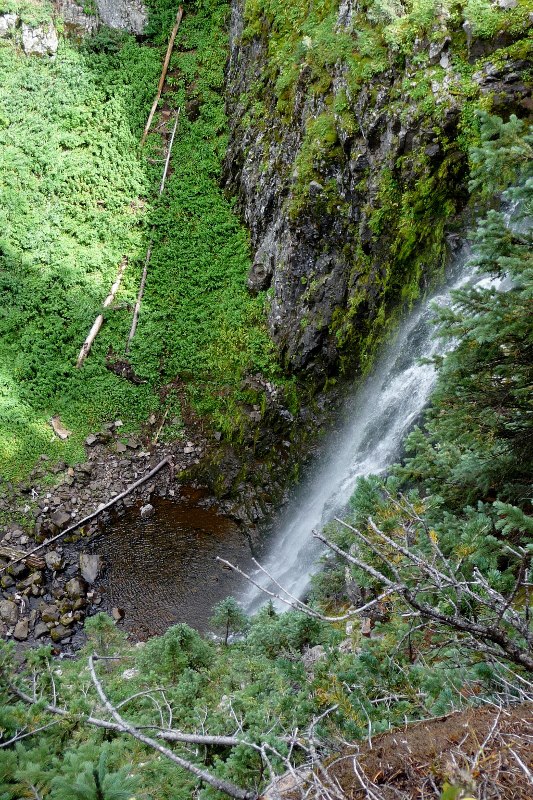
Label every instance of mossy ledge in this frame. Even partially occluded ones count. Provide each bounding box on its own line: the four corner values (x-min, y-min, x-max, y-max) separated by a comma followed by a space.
224, 0, 532, 382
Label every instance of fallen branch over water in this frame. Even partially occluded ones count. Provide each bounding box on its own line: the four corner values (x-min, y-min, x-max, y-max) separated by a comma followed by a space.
0, 456, 174, 574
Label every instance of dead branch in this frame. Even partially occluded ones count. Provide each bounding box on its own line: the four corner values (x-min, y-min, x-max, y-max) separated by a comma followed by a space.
88, 654, 256, 799
0, 457, 173, 574
76, 257, 127, 368
141, 7, 184, 145
126, 110, 180, 353
216, 556, 396, 622
314, 522, 533, 673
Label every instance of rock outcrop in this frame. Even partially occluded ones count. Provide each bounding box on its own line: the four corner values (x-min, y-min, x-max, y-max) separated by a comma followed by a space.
57, 0, 147, 35
224, 1, 531, 381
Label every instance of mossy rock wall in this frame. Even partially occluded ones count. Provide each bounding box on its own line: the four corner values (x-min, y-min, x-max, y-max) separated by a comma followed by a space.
224, 0, 532, 381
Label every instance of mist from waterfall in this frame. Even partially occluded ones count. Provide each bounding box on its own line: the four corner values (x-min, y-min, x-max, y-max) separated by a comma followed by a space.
244, 244, 506, 613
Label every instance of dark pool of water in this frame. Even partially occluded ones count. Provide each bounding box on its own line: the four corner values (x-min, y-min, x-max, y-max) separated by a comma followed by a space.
92, 489, 251, 638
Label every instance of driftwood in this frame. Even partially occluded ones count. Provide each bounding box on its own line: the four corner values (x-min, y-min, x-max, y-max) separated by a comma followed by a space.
0, 545, 45, 571
0, 457, 174, 574
76, 258, 128, 368
140, 6, 184, 146
126, 111, 180, 353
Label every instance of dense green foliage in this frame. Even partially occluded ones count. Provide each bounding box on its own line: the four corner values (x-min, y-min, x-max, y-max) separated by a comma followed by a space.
0, 0, 531, 795
0, 113, 531, 798
0, 29, 160, 477
0, 0, 279, 480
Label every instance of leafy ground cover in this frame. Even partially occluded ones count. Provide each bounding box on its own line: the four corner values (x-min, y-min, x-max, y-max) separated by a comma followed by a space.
0, 0, 280, 482
0, 112, 530, 800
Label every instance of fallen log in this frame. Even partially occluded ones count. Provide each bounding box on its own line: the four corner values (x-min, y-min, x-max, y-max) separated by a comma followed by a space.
126, 111, 180, 353
0, 457, 174, 574
0, 545, 45, 571
76, 258, 128, 368
140, 6, 184, 146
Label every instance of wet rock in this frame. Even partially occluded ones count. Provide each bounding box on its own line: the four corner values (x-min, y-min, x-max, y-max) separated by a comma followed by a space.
79, 553, 101, 584
13, 618, 29, 640
45, 550, 63, 571
22, 22, 58, 57
65, 578, 85, 599
34, 622, 50, 639
51, 508, 71, 530
59, 613, 75, 626
18, 571, 43, 590
140, 504, 154, 519
41, 604, 60, 623
0, 600, 18, 625
50, 624, 70, 642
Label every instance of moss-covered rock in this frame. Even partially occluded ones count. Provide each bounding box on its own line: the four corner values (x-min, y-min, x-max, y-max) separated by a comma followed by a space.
224, 0, 532, 382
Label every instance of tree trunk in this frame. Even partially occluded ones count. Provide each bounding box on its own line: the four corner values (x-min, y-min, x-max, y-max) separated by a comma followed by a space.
141, 7, 184, 146
76, 258, 127, 368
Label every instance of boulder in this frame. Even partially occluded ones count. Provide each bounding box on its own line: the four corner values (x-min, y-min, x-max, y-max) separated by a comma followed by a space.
302, 645, 326, 672
65, 577, 85, 599
13, 618, 29, 640
79, 553, 101, 585
34, 622, 50, 639
94, 0, 147, 34
41, 604, 60, 623
51, 508, 71, 530
18, 571, 43, 590
0, 600, 18, 625
0, 13, 18, 37
50, 624, 70, 642
45, 550, 63, 571
85, 434, 98, 446
22, 22, 58, 57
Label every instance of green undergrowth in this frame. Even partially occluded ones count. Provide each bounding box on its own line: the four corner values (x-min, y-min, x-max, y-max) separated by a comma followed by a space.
0, 32, 160, 479
127, 0, 282, 439
0, 0, 281, 481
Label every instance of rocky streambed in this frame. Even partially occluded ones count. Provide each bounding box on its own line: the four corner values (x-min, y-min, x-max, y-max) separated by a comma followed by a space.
0, 383, 331, 651
0, 419, 246, 651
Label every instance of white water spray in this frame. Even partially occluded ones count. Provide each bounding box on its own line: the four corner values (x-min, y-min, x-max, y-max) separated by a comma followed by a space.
244, 245, 502, 612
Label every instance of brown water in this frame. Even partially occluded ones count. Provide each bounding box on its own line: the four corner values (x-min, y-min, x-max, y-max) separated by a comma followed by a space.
92, 489, 251, 638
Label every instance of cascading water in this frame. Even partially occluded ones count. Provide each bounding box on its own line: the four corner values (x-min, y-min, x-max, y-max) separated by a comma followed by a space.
244, 244, 503, 613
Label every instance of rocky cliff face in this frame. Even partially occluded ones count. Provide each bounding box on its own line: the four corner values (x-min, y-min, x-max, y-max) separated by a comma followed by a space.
224, 0, 531, 382
57, 0, 147, 36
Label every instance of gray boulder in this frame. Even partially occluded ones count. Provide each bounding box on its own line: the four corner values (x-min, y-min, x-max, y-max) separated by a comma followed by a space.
45, 550, 63, 571
13, 618, 29, 640
22, 22, 58, 57
79, 553, 101, 584
0, 13, 18, 37
94, 0, 147, 34
0, 600, 18, 625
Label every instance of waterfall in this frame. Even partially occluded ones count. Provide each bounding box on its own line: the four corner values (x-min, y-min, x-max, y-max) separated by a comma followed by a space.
244, 244, 505, 613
